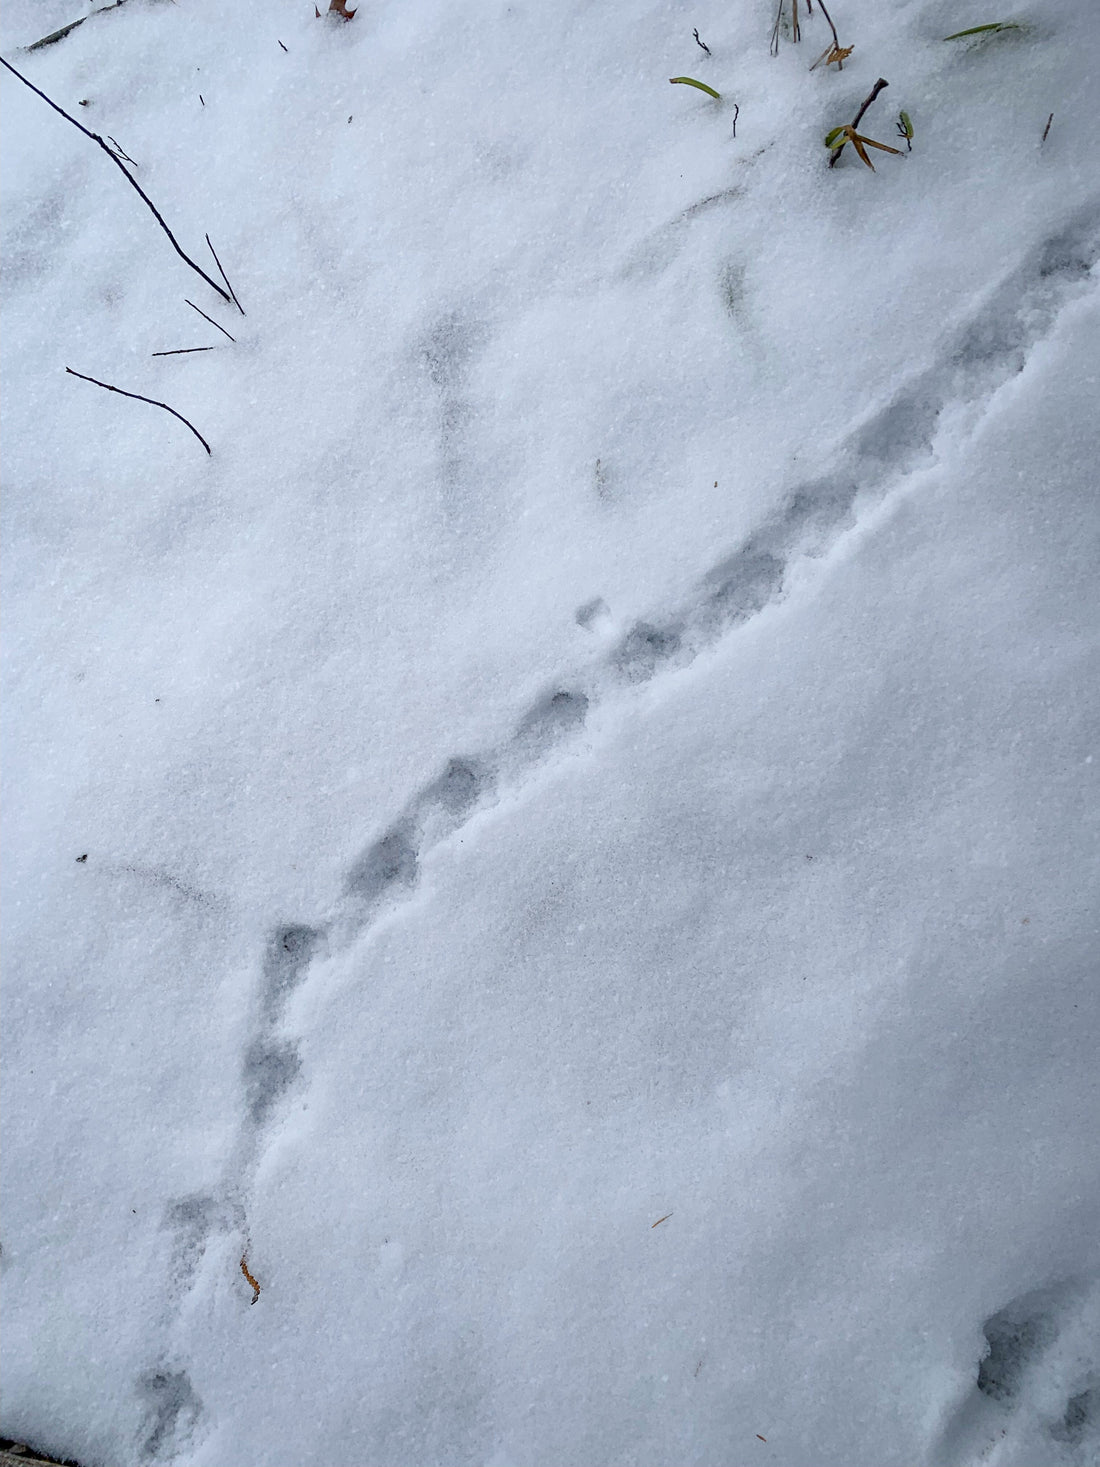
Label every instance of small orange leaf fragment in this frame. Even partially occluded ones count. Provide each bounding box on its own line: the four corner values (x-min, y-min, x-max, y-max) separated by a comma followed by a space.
240, 1254, 261, 1304
811, 43, 854, 70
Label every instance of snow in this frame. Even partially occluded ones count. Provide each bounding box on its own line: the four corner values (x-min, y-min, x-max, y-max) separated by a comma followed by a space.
1, 0, 1098, 1464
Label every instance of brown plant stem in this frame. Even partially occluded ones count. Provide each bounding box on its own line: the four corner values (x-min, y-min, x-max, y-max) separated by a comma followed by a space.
830, 77, 888, 166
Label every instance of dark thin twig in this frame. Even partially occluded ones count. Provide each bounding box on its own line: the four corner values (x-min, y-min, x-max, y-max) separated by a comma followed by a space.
106, 135, 137, 165
199, 94, 205, 107
830, 76, 889, 166
0, 57, 231, 305
151, 347, 215, 356
815, 0, 840, 51
850, 77, 888, 131
693, 28, 711, 56
1041, 112, 1054, 143
185, 298, 236, 342
66, 366, 211, 453
278, 39, 288, 52
731, 102, 739, 138
205, 233, 244, 316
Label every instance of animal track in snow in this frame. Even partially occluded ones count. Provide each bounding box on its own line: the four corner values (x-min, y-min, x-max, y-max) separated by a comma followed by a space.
576, 596, 612, 632
161, 1191, 244, 1301
259, 924, 324, 1024
242, 1037, 303, 1127
513, 688, 590, 756
936, 1277, 1100, 1465
144, 201, 1100, 1443
136, 1368, 203, 1462
235, 196, 1100, 1123
251, 195, 1100, 1160
344, 824, 420, 910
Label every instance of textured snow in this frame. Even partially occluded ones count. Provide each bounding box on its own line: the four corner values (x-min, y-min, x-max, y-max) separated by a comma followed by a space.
2, 0, 1098, 1464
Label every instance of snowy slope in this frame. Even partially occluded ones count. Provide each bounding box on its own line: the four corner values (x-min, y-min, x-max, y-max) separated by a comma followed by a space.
2, 0, 1098, 1463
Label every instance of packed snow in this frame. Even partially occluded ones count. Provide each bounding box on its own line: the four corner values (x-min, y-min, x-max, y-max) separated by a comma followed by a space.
2, 0, 1098, 1463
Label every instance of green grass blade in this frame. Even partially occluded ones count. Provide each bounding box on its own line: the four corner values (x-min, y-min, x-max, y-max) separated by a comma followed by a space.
669, 76, 721, 99
943, 21, 1021, 39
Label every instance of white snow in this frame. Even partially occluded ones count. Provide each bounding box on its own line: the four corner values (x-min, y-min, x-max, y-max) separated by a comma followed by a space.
2, 0, 1098, 1464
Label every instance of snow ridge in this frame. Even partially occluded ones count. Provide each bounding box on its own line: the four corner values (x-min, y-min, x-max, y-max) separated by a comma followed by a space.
142, 200, 1100, 1463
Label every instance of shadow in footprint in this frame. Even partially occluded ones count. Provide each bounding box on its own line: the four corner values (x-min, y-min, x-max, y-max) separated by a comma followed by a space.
260, 924, 324, 1022
344, 825, 419, 906
514, 689, 589, 756
977, 1290, 1062, 1403
420, 757, 491, 821
851, 389, 939, 471
137, 1368, 203, 1461
780, 475, 860, 550
162, 1191, 244, 1295
613, 620, 684, 683
1050, 1386, 1097, 1446
700, 544, 785, 634
935, 1279, 1086, 1466
242, 1038, 302, 1126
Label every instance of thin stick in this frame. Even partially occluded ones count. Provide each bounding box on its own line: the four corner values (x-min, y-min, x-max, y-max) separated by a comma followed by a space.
185, 298, 236, 342
815, 0, 840, 51
151, 347, 215, 356
106, 135, 137, 165
730, 102, 739, 139
693, 28, 710, 56
205, 233, 244, 315
278, 39, 289, 52
850, 76, 888, 132
830, 77, 888, 166
1, 57, 231, 305
1041, 112, 1054, 143
66, 367, 211, 453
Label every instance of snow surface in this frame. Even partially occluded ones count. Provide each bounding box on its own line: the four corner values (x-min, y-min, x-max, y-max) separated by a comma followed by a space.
2, 0, 1099, 1463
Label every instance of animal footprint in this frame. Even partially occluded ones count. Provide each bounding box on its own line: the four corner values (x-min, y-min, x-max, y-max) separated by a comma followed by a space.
136, 1368, 203, 1461
937, 1278, 1100, 1465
